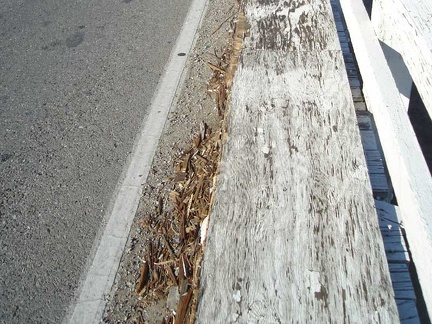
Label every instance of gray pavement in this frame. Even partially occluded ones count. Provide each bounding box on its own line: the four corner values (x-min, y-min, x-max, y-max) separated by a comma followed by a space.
0, 0, 192, 322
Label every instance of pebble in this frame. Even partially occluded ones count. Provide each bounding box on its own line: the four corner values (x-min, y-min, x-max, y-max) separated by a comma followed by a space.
167, 286, 180, 311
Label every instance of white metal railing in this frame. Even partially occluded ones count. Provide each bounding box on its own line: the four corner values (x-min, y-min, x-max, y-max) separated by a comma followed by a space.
339, 0, 432, 318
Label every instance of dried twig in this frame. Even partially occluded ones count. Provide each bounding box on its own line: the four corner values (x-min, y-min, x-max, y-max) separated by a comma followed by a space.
134, 2, 246, 323
136, 262, 149, 294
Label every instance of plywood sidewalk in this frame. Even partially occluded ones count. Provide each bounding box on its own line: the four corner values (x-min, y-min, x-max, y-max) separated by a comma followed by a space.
196, 0, 399, 322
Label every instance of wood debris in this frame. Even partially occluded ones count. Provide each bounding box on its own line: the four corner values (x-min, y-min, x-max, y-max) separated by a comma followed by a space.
134, 4, 246, 324
136, 117, 224, 322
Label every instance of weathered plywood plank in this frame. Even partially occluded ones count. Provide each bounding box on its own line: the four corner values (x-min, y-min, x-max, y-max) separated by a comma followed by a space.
397, 300, 421, 323
360, 130, 379, 150
394, 290, 417, 302
197, 51, 397, 322
376, 201, 403, 228
340, 0, 432, 315
242, 0, 341, 52
197, 16, 398, 321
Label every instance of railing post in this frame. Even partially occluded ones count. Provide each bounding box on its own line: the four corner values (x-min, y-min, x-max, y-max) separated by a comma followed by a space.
340, 0, 432, 317
371, 0, 412, 110
370, 0, 432, 118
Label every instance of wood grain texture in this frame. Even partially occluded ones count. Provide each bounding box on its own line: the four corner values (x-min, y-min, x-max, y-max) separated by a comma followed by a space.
196, 32, 398, 322
340, 0, 432, 316
242, 0, 340, 51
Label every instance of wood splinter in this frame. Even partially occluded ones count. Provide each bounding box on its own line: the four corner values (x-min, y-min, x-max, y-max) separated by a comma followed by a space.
135, 262, 150, 294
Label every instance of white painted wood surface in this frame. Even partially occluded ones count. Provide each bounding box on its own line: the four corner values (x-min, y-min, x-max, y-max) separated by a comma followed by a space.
378, 40, 412, 110
196, 1, 398, 322
372, 0, 432, 116
339, 0, 432, 317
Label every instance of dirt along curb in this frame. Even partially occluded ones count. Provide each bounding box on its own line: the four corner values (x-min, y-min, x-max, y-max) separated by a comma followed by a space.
102, 0, 240, 322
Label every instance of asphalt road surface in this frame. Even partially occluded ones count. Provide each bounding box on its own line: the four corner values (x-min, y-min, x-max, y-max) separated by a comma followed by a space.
0, 0, 192, 322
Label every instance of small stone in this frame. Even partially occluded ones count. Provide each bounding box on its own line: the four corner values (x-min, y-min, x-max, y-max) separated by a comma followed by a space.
167, 286, 180, 311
